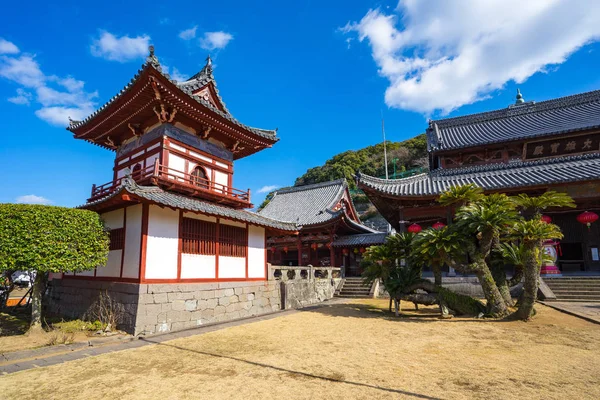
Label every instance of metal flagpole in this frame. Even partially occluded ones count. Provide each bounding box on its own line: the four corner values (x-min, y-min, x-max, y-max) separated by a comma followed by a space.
382, 111, 389, 179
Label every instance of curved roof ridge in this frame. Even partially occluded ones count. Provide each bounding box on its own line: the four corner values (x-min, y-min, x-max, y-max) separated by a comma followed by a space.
275, 178, 347, 194
430, 88, 600, 129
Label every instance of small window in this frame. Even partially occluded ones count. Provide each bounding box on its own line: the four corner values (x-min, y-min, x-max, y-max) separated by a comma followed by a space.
109, 228, 125, 250
182, 218, 217, 255
191, 166, 209, 189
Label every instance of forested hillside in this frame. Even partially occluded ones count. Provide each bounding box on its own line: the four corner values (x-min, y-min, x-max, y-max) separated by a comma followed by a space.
294, 134, 428, 188
258, 133, 429, 228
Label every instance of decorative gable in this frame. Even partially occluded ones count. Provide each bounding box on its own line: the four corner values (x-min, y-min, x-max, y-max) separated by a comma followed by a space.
193, 85, 223, 111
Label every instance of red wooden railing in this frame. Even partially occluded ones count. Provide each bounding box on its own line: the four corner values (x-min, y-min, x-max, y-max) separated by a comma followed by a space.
89, 160, 251, 206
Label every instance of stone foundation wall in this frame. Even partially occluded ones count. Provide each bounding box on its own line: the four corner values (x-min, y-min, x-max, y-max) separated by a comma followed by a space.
282, 278, 342, 309
48, 276, 340, 336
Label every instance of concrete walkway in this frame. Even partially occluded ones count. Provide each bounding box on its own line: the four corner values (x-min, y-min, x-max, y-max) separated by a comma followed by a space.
540, 301, 600, 324
0, 299, 348, 376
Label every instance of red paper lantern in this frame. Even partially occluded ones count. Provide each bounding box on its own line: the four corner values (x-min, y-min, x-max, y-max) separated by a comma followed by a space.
326, 242, 332, 249
432, 221, 446, 230
359, 247, 366, 254
342, 248, 349, 256
540, 215, 552, 224
270, 246, 276, 253
577, 211, 599, 230
407, 223, 422, 234
311, 243, 318, 250
283, 246, 289, 254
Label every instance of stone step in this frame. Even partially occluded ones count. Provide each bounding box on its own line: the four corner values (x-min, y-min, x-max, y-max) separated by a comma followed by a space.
340, 287, 371, 292
545, 299, 600, 303
554, 295, 600, 300
335, 294, 372, 298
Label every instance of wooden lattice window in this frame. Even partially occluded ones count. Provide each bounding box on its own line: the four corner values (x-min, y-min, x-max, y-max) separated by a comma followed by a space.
219, 224, 247, 257
182, 218, 217, 255
109, 228, 125, 250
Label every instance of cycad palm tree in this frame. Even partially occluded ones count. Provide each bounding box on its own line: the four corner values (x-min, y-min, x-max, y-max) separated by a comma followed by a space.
412, 227, 463, 285
510, 219, 563, 320
512, 191, 575, 220
439, 183, 484, 207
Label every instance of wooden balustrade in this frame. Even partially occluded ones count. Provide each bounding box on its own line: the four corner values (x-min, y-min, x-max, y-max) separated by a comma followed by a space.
88, 162, 251, 207
268, 265, 342, 281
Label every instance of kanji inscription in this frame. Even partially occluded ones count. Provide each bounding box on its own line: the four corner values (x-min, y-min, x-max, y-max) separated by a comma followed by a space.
525, 133, 600, 160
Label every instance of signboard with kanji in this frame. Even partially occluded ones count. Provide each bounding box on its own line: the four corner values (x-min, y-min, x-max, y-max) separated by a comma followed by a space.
525, 132, 600, 160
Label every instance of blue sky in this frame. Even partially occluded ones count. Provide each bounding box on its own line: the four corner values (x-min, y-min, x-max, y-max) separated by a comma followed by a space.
2, 0, 600, 208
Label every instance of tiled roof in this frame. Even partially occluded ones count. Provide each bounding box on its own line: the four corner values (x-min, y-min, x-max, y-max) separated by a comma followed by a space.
258, 179, 349, 225
258, 180, 376, 234
83, 178, 297, 231
68, 52, 278, 142
428, 89, 600, 151
332, 232, 388, 247
357, 153, 600, 197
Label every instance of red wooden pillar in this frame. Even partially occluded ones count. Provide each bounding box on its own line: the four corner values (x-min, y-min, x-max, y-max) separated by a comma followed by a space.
297, 238, 302, 266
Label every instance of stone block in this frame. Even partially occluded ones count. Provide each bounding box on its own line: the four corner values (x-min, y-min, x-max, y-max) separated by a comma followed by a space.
214, 305, 226, 315
234, 287, 244, 295
161, 302, 172, 312
247, 293, 255, 301
172, 300, 185, 311
240, 301, 252, 311
201, 308, 214, 319
238, 294, 247, 302
185, 299, 198, 311
157, 312, 169, 323
196, 300, 208, 311
153, 293, 168, 304
229, 295, 239, 303
206, 298, 218, 309
138, 293, 154, 304
144, 303, 162, 316
219, 296, 231, 306
226, 311, 240, 320
225, 303, 236, 313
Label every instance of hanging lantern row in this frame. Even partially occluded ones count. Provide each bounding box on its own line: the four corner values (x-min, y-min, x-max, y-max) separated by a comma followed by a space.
407, 223, 422, 233
432, 221, 446, 230
540, 215, 552, 224
577, 211, 599, 230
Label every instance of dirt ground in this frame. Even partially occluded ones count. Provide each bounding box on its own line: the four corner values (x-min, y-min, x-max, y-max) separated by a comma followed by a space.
1, 299, 599, 400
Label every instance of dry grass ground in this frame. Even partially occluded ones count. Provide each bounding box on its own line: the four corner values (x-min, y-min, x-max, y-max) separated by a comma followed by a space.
1, 299, 599, 400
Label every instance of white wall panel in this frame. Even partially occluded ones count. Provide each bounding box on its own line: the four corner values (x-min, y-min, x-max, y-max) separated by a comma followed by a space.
169, 153, 186, 178
214, 170, 228, 193
248, 225, 266, 278
181, 254, 216, 279
96, 250, 122, 277
102, 209, 124, 230
122, 204, 142, 279
218, 256, 245, 278
145, 206, 179, 279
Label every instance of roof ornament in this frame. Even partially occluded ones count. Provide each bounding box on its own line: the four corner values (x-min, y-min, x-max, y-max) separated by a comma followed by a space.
146, 45, 162, 71
515, 88, 524, 104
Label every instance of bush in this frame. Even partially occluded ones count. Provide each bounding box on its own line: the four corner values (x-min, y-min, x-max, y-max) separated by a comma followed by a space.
85, 291, 124, 331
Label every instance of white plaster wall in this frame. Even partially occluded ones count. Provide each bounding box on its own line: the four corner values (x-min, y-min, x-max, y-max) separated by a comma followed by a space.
145, 206, 179, 279
218, 256, 245, 278
169, 153, 186, 178
220, 219, 245, 228
181, 254, 216, 279
146, 153, 159, 169
183, 212, 216, 223
190, 151, 212, 163
75, 269, 94, 277
102, 209, 124, 229
96, 250, 122, 277
215, 161, 228, 169
214, 170, 228, 193
170, 143, 187, 153
122, 204, 142, 279
248, 225, 266, 278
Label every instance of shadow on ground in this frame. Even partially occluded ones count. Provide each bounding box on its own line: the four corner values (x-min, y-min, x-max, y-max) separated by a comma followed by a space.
141, 337, 442, 400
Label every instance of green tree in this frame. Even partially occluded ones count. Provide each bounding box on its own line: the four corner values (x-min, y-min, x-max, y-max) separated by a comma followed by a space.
510, 219, 563, 320
0, 204, 109, 330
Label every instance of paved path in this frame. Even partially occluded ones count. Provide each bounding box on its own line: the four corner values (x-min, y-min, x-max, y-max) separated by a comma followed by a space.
0, 299, 348, 376
540, 301, 600, 324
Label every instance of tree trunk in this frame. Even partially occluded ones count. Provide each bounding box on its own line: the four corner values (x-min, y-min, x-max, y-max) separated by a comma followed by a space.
491, 262, 513, 307
394, 298, 400, 316
507, 265, 524, 287
515, 241, 542, 320
29, 272, 47, 331
474, 260, 509, 317
432, 262, 443, 286
388, 297, 393, 313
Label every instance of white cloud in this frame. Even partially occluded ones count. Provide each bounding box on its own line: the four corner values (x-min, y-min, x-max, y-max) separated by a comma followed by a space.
0, 38, 19, 54
8, 88, 32, 105
199, 31, 233, 50
0, 47, 97, 126
0, 55, 45, 87
90, 31, 150, 62
179, 26, 198, 41
342, 1, 600, 115
15, 194, 52, 205
163, 65, 188, 82
257, 185, 279, 194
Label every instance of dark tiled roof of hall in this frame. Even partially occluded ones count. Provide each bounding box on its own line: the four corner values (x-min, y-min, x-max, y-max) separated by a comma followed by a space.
357, 153, 600, 197
428, 89, 600, 151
